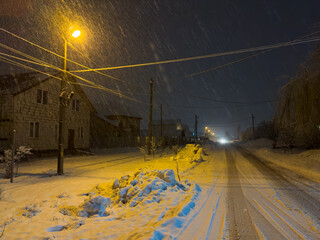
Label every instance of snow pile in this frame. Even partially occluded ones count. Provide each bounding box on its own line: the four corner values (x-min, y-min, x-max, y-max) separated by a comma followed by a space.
81, 196, 111, 217
96, 168, 199, 208
175, 144, 205, 163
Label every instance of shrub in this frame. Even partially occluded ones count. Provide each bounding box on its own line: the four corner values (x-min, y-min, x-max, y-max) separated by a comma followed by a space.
0, 146, 32, 179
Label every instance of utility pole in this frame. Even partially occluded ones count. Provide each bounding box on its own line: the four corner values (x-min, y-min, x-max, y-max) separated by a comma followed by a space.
160, 104, 163, 144
195, 115, 198, 141
252, 113, 255, 139
58, 39, 68, 175
148, 78, 153, 154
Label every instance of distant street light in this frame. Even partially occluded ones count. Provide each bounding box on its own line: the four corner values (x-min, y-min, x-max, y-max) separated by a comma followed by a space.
57, 28, 81, 175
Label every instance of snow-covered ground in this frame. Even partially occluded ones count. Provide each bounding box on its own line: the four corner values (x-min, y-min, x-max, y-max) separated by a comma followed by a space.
1, 142, 319, 239
0, 144, 218, 239
241, 138, 320, 182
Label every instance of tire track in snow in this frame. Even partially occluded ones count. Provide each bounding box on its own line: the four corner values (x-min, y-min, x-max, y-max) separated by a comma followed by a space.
236, 147, 320, 239
237, 165, 312, 239
176, 166, 226, 239
225, 149, 259, 239
237, 147, 320, 224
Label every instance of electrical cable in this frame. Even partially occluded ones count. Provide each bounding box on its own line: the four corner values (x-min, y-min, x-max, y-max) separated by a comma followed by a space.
0, 28, 126, 83
0, 42, 147, 103
0, 55, 146, 103
69, 36, 320, 72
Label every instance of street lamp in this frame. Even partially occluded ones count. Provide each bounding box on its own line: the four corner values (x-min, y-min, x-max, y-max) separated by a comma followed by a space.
57, 29, 81, 175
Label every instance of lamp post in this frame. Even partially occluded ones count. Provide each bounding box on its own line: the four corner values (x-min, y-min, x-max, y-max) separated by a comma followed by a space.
57, 29, 81, 175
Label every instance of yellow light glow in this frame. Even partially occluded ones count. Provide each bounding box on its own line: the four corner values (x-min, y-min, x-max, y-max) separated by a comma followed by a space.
72, 30, 81, 38
205, 127, 208, 130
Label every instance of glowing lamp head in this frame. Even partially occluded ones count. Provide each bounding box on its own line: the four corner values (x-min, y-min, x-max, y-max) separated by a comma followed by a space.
72, 30, 81, 38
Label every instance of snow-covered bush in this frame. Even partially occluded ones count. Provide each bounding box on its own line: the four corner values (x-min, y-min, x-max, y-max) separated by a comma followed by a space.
0, 146, 32, 179
139, 145, 148, 161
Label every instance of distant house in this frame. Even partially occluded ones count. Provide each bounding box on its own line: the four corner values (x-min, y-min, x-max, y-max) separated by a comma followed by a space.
151, 119, 190, 145
0, 72, 93, 153
152, 119, 186, 137
106, 115, 141, 137
90, 111, 142, 148
90, 113, 117, 148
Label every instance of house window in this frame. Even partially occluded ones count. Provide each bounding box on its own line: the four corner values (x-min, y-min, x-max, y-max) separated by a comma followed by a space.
37, 90, 42, 103
76, 100, 79, 111
43, 91, 48, 104
30, 122, 39, 138
72, 99, 80, 111
35, 122, 39, 137
30, 122, 34, 137
78, 127, 84, 139
37, 89, 48, 105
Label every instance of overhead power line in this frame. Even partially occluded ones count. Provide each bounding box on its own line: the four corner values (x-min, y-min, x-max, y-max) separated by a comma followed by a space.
0, 54, 146, 104
69, 36, 320, 72
0, 28, 126, 83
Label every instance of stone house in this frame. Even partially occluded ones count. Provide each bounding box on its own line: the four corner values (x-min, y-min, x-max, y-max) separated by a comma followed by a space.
0, 72, 93, 153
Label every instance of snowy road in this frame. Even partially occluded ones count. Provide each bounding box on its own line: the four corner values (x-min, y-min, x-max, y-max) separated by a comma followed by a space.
180, 145, 320, 240
1, 144, 320, 239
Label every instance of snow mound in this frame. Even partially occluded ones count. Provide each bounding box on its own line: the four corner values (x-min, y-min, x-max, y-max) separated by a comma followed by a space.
106, 169, 197, 207
175, 144, 205, 163
81, 196, 111, 217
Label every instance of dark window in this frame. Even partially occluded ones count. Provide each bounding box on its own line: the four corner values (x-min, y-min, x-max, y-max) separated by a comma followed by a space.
72, 99, 75, 110
43, 91, 48, 105
37, 90, 42, 103
35, 122, 39, 137
30, 122, 34, 137
81, 127, 84, 138
76, 100, 79, 111
78, 127, 80, 138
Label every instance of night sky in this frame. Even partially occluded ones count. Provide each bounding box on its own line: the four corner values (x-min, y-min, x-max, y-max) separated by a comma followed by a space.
1, 0, 320, 138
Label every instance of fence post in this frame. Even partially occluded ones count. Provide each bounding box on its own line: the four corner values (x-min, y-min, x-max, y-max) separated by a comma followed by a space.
10, 129, 16, 183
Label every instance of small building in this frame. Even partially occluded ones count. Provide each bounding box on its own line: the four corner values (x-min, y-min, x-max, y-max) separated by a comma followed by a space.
90, 113, 117, 148
0, 72, 93, 153
151, 119, 190, 145
106, 114, 141, 147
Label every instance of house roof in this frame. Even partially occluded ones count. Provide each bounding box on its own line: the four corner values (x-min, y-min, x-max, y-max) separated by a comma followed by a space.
0, 71, 97, 114
95, 112, 119, 127
0, 72, 50, 95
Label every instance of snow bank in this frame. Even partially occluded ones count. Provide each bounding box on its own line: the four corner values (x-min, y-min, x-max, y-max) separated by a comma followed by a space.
175, 144, 205, 163
100, 168, 198, 208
